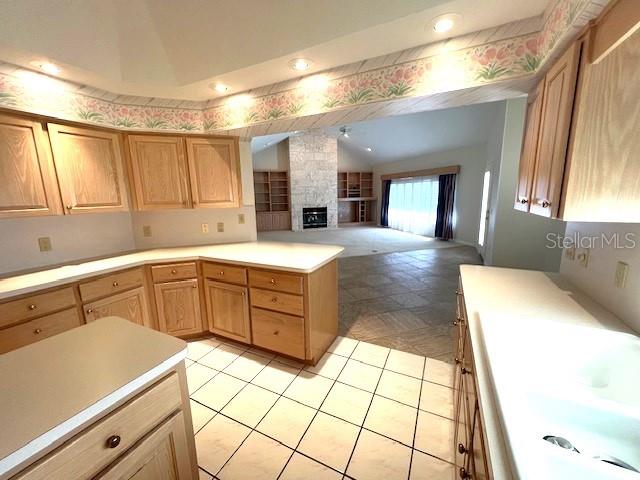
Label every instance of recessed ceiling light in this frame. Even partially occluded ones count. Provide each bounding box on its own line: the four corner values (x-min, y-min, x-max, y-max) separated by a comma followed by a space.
31, 61, 60, 75
289, 58, 312, 71
366, 147, 372, 152
213, 83, 229, 93
432, 14, 460, 34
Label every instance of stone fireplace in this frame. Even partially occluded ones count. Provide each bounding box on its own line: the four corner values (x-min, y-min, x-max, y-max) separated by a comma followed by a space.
288, 130, 338, 231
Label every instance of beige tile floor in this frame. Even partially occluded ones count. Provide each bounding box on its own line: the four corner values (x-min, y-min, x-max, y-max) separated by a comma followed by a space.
187, 335, 456, 480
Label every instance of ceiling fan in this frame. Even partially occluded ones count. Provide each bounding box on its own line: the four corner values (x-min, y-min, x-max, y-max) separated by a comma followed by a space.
339, 126, 352, 138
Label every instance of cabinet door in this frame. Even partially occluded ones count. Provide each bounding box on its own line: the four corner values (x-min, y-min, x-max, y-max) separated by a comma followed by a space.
256, 212, 272, 231
154, 279, 202, 336
0, 114, 62, 218
205, 280, 250, 343
529, 41, 581, 217
95, 412, 194, 480
272, 211, 291, 230
185, 138, 240, 208
47, 124, 128, 214
514, 81, 545, 211
84, 287, 150, 327
127, 135, 191, 210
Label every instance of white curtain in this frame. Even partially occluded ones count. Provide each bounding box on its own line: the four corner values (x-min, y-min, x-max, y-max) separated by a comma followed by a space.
388, 176, 439, 236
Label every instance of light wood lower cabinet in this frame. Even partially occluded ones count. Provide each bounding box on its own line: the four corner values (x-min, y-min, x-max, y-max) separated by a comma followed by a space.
84, 287, 150, 327
204, 280, 251, 344
13, 370, 197, 480
453, 283, 492, 480
154, 279, 202, 336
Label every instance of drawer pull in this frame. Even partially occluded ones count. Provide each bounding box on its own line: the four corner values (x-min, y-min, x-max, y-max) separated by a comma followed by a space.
112, 281, 119, 287
273, 330, 280, 336
86, 308, 94, 314
458, 443, 468, 454
33, 328, 42, 335
192, 284, 198, 289
171, 269, 177, 274
461, 366, 471, 375
28, 304, 37, 310
241, 291, 246, 296
453, 321, 458, 326
106, 435, 121, 449
271, 296, 278, 303
459, 467, 471, 479
219, 271, 225, 275
542, 200, 551, 208
270, 278, 276, 285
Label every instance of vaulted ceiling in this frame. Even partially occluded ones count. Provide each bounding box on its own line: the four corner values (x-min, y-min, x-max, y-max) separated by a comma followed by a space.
0, 0, 548, 100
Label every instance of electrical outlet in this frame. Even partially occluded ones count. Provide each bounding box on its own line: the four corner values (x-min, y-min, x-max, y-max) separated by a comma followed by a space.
565, 244, 576, 261
577, 248, 590, 267
201, 223, 209, 233
142, 225, 152, 237
615, 261, 628, 288
238, 213, 245, 225
38, 237, 52, 252
217, 222, 224, 233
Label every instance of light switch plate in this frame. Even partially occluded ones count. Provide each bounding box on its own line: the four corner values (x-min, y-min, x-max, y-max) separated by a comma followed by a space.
201, 223, 209, 233
142, 225, 152, 237
38, 237, 52, 252
238, 213, 245, 224
217, 222, 224, 233
615, 261, 628, 288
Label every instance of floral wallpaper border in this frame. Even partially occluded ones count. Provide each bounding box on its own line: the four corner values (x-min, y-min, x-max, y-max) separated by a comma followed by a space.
0, 0, 592, 134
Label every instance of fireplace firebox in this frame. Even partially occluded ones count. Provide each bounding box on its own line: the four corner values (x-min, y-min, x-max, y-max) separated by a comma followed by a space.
302, 207, 328, 229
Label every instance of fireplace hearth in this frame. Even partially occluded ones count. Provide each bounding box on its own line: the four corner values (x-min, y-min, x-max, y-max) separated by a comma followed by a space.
302, 207, 328, 229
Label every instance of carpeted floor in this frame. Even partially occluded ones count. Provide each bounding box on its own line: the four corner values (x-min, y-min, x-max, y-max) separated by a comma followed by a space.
258, 226, 461, 257
337, 245, 482, 363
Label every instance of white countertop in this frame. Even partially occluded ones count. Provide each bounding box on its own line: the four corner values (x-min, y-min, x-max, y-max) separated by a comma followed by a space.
0, 241, 344, 300
459, 265, 635, 480
0, 317, 187, 478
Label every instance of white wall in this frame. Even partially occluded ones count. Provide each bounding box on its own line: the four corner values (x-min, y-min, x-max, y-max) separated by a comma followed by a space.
338, 141, 374, 171
485, 98, 566, 272
0, 141, 257, 275
0, 213, 135, 274
560, 222, 640, 333
372, 144, 488, 246
252, 139, 290, 170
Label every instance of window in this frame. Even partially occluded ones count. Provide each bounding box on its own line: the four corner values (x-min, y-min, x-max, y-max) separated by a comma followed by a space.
478, 170, 491, 246
388, 176, 439, 236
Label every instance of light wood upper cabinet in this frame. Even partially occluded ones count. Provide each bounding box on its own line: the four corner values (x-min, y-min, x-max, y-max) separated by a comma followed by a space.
84, 286, 150, 327
205, 279, 251, 344
127, 135, 191, 210
185, 138, 240, 208
47, 123, 128, 214
529, 41, 581, 218
154, 279, 202, 336
514, 81, 544, 212
0, 115, 62, 218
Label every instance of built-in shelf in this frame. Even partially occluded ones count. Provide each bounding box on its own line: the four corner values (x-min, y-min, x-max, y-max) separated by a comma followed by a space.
254, 170, 291, 231
337, 171, 376, 225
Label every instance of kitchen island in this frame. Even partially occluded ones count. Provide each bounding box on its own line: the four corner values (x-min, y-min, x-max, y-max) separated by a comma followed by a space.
0, 317, 197, 480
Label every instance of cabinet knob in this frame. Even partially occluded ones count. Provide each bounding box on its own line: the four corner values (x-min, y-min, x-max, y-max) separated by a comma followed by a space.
241, 291, 246, 296
171, 269, 177, 274
270, 278, 276, 285
273, 330, 279, 336
454, 357, 461, 365
28, 304, 37, 310
33, 328, 42, 335
219, 271, 225, 276
271, 297, 278, 303
519, 198, 528, 204
461, 366, 471, 375
66, 204, 73, 210
192, 284, 198, 289
106, 435, 121, 449
458, 443, 468, 454
112, 281, 119, 287
453, 321, 458, 326
459, 467, 471, 479
455, 289, 462, 296
542, 200, 551, 208
86, 308, 94, 314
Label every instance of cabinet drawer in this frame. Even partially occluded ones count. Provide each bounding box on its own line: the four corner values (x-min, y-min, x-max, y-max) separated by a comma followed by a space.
250, 288, 304, 317
0, 308, 82, 354
79, 268, 144, 302
251, 307, 305, 359
0, 287, 76, 328
203, 262, 247, 285
14, 372, 182, 480
249, 269, 303, 295
151, 262, 197, 283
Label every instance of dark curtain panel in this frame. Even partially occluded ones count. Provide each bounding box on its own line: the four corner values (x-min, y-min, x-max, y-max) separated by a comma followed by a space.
435, 174, 456, 240
380, 180, 391, 226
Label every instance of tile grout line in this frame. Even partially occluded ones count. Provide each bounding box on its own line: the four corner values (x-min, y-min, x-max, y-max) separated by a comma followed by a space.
407, 356, 427, 480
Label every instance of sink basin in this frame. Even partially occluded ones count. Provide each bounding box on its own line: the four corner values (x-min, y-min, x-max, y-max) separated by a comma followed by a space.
479, 317, 640, 479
